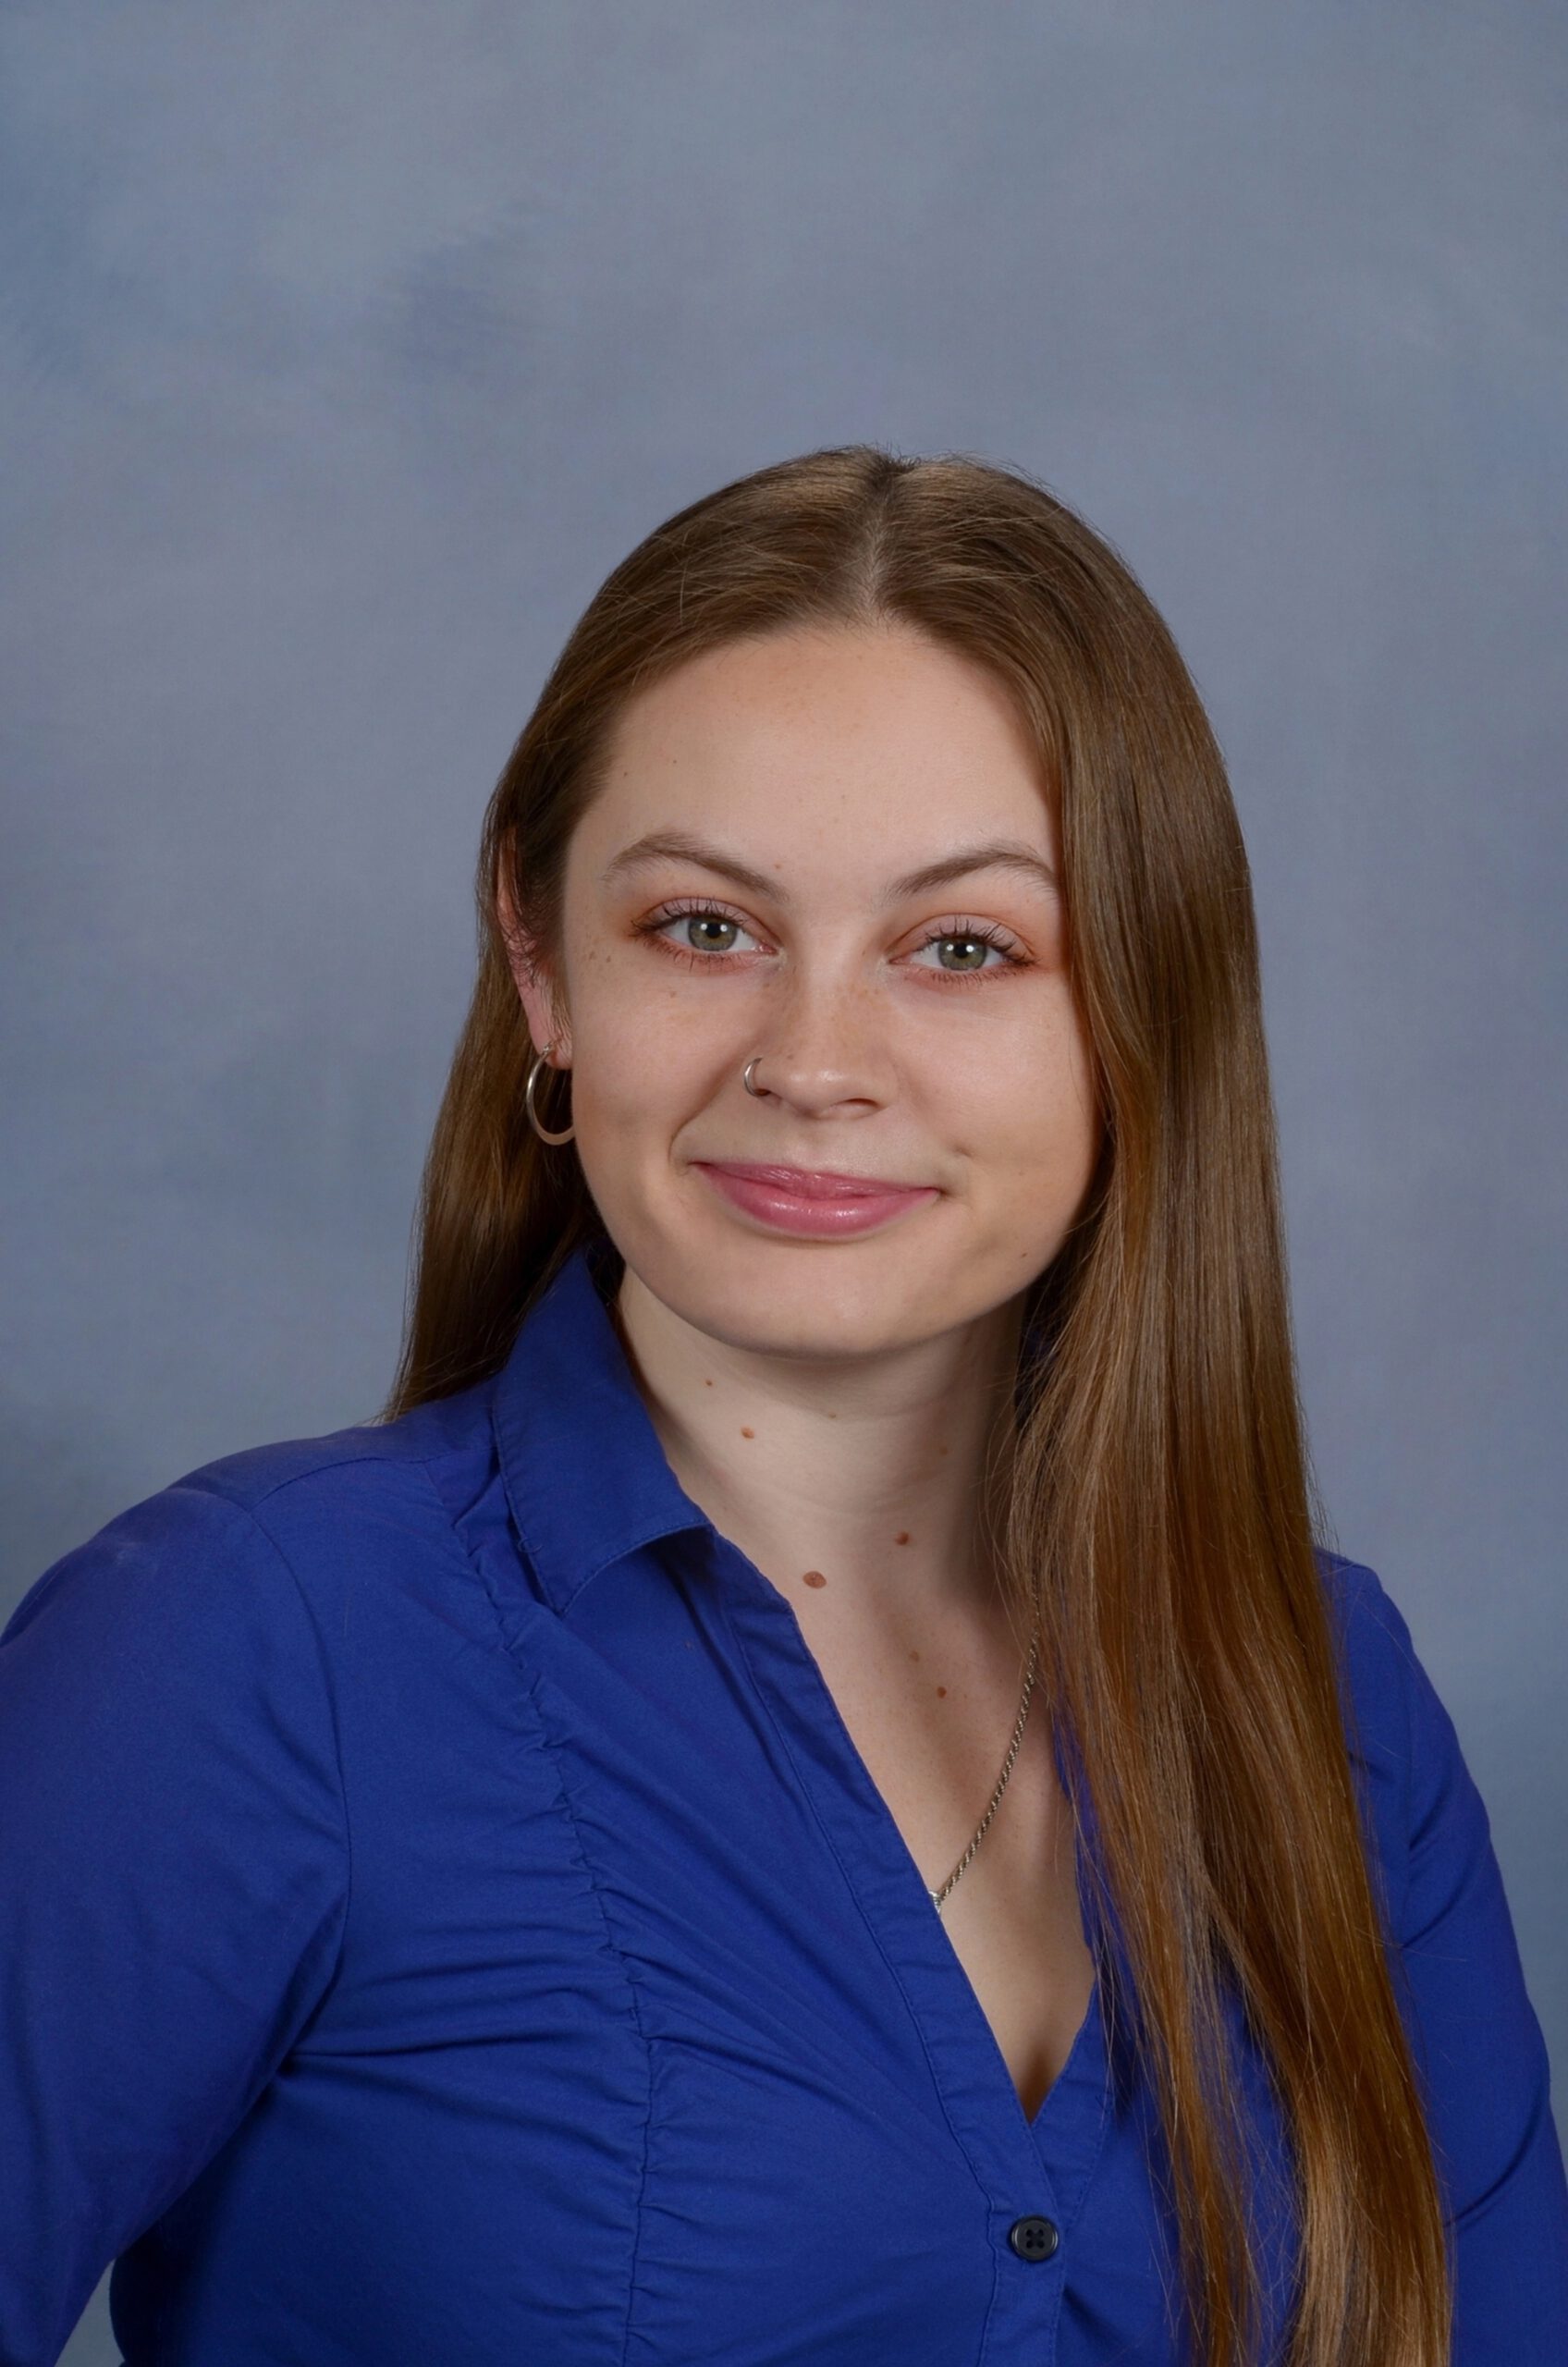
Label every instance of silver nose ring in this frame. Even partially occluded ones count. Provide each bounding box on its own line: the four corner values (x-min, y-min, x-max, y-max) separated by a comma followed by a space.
742, 1057, 764, 1097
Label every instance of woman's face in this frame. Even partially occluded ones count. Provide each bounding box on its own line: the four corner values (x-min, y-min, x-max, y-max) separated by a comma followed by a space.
507, 620, 1101, 1365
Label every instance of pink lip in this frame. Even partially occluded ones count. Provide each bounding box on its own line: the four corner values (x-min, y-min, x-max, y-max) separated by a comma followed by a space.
693, 1160, 939, 1239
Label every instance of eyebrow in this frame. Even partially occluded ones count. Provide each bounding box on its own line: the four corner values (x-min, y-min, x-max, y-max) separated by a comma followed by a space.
599, 827, 1058, 906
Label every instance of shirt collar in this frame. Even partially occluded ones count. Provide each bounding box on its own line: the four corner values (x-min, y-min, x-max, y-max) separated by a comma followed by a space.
491, 1238, 715, 1617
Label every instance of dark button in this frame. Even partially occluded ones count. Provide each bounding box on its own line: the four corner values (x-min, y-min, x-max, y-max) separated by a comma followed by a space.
1007, 2214, 1060, 2262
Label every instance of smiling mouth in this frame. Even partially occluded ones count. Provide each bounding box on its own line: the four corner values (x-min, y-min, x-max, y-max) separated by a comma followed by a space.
694, 1160, 934, 1200
691, 1162, 941, 1240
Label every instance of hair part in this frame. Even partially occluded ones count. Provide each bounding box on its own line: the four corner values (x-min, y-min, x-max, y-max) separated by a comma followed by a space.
383, 444, 1452, 2366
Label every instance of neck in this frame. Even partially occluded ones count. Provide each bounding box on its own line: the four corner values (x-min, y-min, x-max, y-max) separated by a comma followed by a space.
608, 1268, 1024, 1628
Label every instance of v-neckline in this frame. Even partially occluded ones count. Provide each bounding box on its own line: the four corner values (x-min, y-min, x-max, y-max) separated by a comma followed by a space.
921, 1816, 1103, 2140
717, 1534, 1109, 2163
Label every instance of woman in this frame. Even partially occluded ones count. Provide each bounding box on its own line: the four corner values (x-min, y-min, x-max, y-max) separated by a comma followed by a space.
3, 447, 1563, 2367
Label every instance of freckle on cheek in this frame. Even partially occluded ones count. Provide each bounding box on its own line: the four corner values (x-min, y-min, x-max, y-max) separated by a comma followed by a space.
936, 1686, 948, 1699
802, 1570, 827, 1588
894, 1531, 911, 1545
740, 1427, 754, 1439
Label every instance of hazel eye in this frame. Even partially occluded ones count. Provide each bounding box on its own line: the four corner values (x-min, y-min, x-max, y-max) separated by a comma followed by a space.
632, 900, 1029, 987
909, 923, 1024, 978
683, 914, 745, 953
639, 903, 761, 960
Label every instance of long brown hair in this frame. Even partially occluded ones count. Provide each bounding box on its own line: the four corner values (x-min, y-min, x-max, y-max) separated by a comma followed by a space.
382, 446, 1452, 2366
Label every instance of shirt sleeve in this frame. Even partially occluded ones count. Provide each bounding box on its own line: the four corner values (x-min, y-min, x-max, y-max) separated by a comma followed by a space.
1344, 1562, 1568, 2362
0, 1477, 349, 2367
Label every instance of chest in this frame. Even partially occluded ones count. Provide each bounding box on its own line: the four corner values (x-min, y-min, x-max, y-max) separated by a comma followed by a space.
165, 1532, 1278, 2367
794, 1618, 1100, 2122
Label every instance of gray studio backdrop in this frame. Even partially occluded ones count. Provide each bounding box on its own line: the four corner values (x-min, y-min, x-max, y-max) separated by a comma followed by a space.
3, 6, 1563, 2361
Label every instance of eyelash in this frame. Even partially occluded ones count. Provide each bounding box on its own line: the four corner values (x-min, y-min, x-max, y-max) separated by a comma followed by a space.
632, 899, 1030, 987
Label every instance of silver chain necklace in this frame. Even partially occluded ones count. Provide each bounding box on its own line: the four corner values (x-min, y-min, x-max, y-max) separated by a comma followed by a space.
928, 1624, 1041, 1915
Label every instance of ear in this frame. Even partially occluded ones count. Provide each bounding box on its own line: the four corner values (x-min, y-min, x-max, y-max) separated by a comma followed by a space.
496, 855, 572, 1069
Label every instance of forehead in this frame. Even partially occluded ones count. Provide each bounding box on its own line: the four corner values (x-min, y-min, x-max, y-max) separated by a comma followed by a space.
584, 622, 1056, 855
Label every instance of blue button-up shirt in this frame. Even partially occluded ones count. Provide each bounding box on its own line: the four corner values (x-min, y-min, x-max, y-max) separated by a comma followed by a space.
4, 1239, 1566, 2363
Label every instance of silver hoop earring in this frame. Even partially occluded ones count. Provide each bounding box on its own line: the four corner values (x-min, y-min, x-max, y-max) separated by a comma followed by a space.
525, 1041, 576, 1146
742, 1057, 764, 1097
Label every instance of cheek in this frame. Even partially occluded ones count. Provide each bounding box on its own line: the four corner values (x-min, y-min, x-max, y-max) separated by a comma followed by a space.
980, 1012, 1101, 1192
572, 997, 724, 1122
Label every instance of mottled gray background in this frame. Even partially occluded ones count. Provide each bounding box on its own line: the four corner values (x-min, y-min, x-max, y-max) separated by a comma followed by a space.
2, 4, 1562, 2359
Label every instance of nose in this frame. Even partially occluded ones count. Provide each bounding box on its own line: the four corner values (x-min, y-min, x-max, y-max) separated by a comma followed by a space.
738, 1006, 890, 1115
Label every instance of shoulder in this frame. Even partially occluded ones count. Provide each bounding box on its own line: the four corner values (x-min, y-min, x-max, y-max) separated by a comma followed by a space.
1313, 1546, 1429, 1812
1313, 1547, 1420, 1753
1, 1380, 497, 1686
1311, 1545, 1497, 1949
172, 1375, 496, 1535
1312, 1558, 1568, 2299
